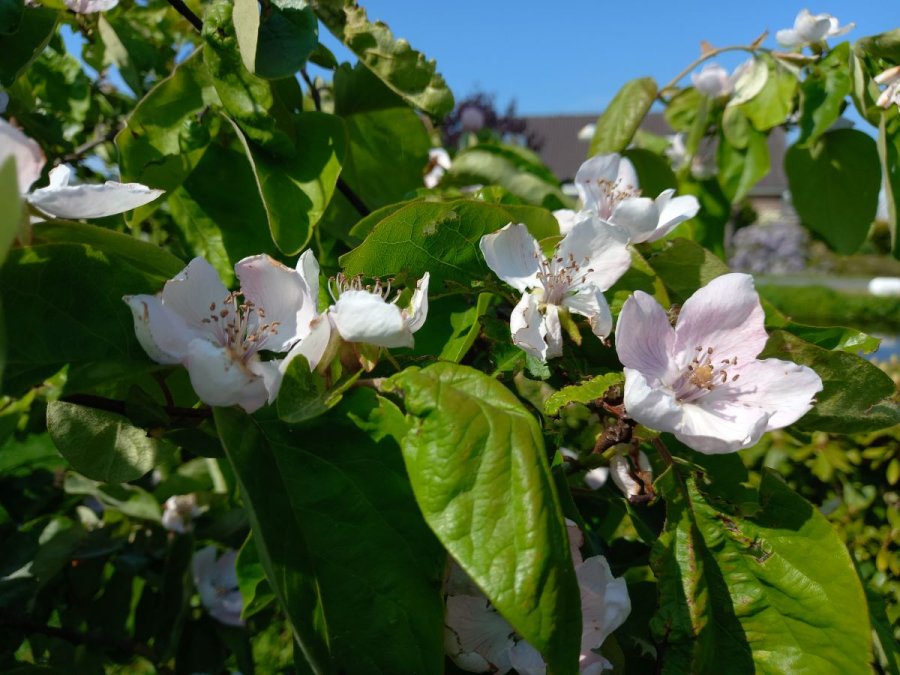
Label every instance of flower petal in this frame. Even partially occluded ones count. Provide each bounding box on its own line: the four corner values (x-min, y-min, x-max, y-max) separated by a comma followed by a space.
508, 640, 546, 675
673, 273, 767, 367
296, 249, 321, 313
775, 28, 803, 47
542, 302, 564, 360
28, 177, 164, 220
575, 154, 637, 218
0, 118, 45, 193
827, 17, 854, 38
510, 292, 549, 361
183, 339, 269, 412
330, 290, 411, 348
725, 358, 822, 430
65, 0, 118, 12
160, 257, 231, 333
645, 191, 699, 243
556, 216, 631, 292
280, 313, 336, 378
609, 452, 649, 498
675, 394, 771, 454
622, 367, 684, 433
609, 197, 660, 242
444, 595, 514, 673
553, 208, 579, 235
405, 272, 430, 333
124, 294, 198, 364
564, 285, 613, 339
615, 290, 676, 381
584, 467, 609, 490
577, 555, 631, 656
235, 254, 310, 352
479, 223, 541, 292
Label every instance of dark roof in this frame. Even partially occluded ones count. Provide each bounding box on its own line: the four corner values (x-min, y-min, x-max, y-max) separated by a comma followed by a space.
521, 113, 787, 197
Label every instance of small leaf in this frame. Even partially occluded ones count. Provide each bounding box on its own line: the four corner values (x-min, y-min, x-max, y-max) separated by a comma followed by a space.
47, 401, 161, 483
716, 118, 770, 203
437, 292, 493, 363
737, 55, 797, 131
590, 77, 657, 155
798, 43, 851, 145
544, 372, 624, 416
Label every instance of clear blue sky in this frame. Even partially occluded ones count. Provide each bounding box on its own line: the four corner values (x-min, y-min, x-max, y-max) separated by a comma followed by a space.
315, 1, 898, 116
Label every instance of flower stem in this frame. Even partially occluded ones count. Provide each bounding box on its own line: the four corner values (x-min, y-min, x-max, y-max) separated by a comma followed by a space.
651, 436, 675, 468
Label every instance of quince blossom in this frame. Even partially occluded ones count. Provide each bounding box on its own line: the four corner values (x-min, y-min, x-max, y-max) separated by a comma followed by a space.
192, 547, 243, 627
125, 255, 311, 412
65, 0, 119, 13
875, 66, 900, 112
558, 154, 699, 244
161, 494, 201, 533
424, 147, 451, 188
776, 9, 854, 49
0, 118, 162, 219
691, 63, 733, 98
615, 273, 823, 454
480, 220, 631, 361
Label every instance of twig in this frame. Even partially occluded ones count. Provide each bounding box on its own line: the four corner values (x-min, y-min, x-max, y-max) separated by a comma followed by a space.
659, 44, 766, 96
63, 393, 211, 421
300, 68, 321, 111
166, 0, 203, 32
651, 436, 676, 468
337, 178, 371, 217
59, 128, 120, 164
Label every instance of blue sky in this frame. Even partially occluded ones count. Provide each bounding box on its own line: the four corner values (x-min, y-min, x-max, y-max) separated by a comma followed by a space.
315, 1, 898, 117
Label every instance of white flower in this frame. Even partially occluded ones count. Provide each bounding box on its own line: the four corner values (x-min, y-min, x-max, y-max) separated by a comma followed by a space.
65, 0, 118, 13
192, 547, 244, 627
691, 63, 733, 98
776, 9, 854, 49
480, 220, 631, 361
425, 147, 451, 188
161, 494, 201, 533
578, 123, 596, 141
0, 119, 162, 219
615, 273, 823, 454
125, 255, 311, 413
584, 466, 609, 490
875, 65, 900, 112
574, 154, 700, 244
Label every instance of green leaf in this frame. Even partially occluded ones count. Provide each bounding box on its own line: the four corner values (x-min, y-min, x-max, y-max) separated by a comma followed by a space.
716, 120, 770, 203
738, 55, 797, 131
443, 143, 569, 209
437, 292, 493, 363
46, 401, 161, 483
653, 465, 872, 674
878, 114, 900, 258
798, 43, 851, 145
310, 0, 453, 117
544, 373, 624, 416
234, 0, 318, 79
276, 355, 359, 424
215, 400, 446, 674
386, 363, 582, 672
856, 28, 900, 62
664, 87, 702, 133
785, 129, 881, 254
0, 156, 23, 265
761, 330, 900, 433
645, 237, 728, 301
235, 534, 276, 619
340, 198, 560, 288
229, 111, 345, 254
589, 77, 657, 155
0, 0, 23, 35
622, 148, 677, 198
0, 7, 56, 87
203, 0, 297, 157
116, 49, 222, 225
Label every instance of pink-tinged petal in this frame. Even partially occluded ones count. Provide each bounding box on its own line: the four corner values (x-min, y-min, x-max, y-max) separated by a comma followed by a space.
875, 66, 900, 86
124, 294, 198, 364
331, 290, 411, 348
584, 466, 609, 490
542, 302, 564, 360
65, 0, 118, 12
160, 258, 231, 332
479, 223, 541, 292
0, 118, 45, 193
248, 358, 283, 405
673, 273, 767, 367
508, 640, 546, 675
564, 285, 613, 339
406, 272, 430, 333
235, 254, 309, 352
565, 517, 584, 566
553, 208, 578, 235
724, 358, 822, 430
615, 291, 676, 381
675, 395, 771, 454
510, 292, 549, 361
644, 191, 699, 243
826, 17, 854, 38
296, 249, 321, 313
28, 176, 164, 220
575, 154, 637, 218
775, 28, 803, 47
183, 339, 269, 412
623, 367, 684, 433
557, 216, 632, 291
444, 595, 514, 673
577, 556, 630, 657
609, 197, 659, 242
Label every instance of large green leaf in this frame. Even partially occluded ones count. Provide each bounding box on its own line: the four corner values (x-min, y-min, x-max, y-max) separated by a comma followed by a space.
233, 0, 318, 79
46, 401, 162, 483
716, 120, 770, 203
215, 397, 446, 674
589, 77, 657, 155
230, 112, 345, 254
116, 49, 221, 225
340, 198, 560, 287
785, 129, 881, 254
738, 55, 797, 131
652, 463, 871, 674
623, 147, 677, 198
386, 363, 582, 673
798, 43, 851, 145
878, 114, 900, 258
203, 0, 297, 157
0, 7, 56, 87
761, 330, 899, 433
0, 0, 22, 35
310, 0, 453, 117
645, 237, 728, 301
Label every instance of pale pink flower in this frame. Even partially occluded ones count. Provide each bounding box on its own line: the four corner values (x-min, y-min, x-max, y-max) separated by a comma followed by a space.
161, 494, 201, 533
192, 547, 243, 627
691, 63, 733, 98
776, 9, 854, 49
615, 273, 823, 454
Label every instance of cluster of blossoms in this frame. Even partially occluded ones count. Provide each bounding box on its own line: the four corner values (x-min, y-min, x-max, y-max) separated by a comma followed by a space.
126, 252, 429, 412
445, 520, 630, 674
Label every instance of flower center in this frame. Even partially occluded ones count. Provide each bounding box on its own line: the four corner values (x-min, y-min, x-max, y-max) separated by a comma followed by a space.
592, 177, 641, 219
328, 273, 400, 303
200, 293, 280, 361
673, 345, 740, 403
534, 250, 594, 305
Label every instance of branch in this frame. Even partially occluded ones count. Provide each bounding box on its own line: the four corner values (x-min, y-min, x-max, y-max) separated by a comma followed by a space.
337, 178, 371, 217
659, 44, 766, 96
300, 68, 322, 111
166, 0, 203, 32
63, 393, 212, 421
59, 128, 120, 164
